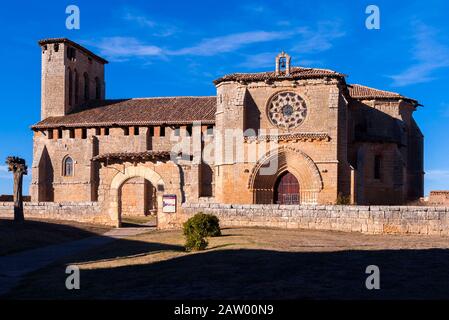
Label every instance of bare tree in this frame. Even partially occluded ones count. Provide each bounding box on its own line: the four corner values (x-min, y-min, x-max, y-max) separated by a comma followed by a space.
6, 156, 28, 223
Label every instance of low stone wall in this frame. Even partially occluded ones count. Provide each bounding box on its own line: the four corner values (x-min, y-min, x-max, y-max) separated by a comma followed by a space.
0, 202, 109, 225
182, 203, 449, 236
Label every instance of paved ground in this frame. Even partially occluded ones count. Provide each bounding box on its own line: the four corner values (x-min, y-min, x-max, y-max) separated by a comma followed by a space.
0, 227, 154, 296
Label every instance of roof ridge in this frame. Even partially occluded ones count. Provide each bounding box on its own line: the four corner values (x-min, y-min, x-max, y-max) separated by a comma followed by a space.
101, 96, 216, 101
350, 83, 401, 95
129, 96, 216, 100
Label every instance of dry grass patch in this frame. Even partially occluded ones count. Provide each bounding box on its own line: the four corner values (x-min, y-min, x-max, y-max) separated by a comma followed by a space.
6, 227, 449, 300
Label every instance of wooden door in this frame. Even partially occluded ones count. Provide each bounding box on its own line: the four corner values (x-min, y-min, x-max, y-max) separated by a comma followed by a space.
274, 172, 300, 204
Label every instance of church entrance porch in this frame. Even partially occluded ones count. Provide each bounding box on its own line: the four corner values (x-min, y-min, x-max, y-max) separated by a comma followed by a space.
94, 151, 184, 228
248, 146, 323, 205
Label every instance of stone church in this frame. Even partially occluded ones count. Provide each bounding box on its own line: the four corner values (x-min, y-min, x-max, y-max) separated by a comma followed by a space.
30, 38, 424, 227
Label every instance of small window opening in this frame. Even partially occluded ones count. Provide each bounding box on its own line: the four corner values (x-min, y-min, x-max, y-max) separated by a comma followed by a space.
63, 157, 74, 177
374, 155, 382, 180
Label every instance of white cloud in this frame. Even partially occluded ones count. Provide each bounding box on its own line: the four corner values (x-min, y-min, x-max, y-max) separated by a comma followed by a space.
92, 21, 346, 63
93, 30, 295, 60
122, 8, 178, 37
123, 12, 156, 28
426, 169, 449, 181
170, 31, 294, 56
390, 23, 449, 87
291, 22, 345, 54
94, 37, 165, 61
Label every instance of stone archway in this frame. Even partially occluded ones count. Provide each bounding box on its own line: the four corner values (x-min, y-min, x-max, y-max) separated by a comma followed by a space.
109, 166, 165, 227
248, 146, 323, 204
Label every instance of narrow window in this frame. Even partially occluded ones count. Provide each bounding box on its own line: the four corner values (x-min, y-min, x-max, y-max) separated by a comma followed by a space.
83, 73, 90, 101
374, 155, 382, 180
54, 43, 59, 52
149, 126, 154, 137
160, 126, 166, 137
123, 127, 129, 136
63, 157, 74, 177
68, 68, 73, 107
104, 127, 110, 136
95, 77, 101, 100
74, 70, 79, 104
48, 129, 53, 139
186, 125, 192, 137
95, 128, 101, 135
81, 128, 87, 139
69, 129, 75, 139
57, 129, 63, 139
207, 125, 214, 135
134, 126, 140, 136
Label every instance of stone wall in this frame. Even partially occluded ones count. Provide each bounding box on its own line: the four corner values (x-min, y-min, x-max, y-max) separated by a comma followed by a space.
182, 203, 449, 236
429, 191, 449, 206
0, 202, 108, 225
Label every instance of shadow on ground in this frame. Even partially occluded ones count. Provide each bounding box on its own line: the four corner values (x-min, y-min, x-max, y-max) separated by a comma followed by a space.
6, 237, 449, 300
0, 219, 110, 256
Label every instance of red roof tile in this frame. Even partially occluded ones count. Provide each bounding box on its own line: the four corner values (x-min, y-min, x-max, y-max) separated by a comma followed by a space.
348, 84, 418, 104
32, 97, 216, 129
213, 67, 345, 84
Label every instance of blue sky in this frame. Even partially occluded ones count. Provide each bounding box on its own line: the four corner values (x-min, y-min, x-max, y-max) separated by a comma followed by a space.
0, 0, 448, 196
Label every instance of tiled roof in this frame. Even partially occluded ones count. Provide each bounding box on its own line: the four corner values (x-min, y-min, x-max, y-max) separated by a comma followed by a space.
38, 38, 108, 64
92, 151, 171, 163
32, 86, 419, 130
32, 97, 216, 129
213, 67, 345, 84
349, 84, 418, 104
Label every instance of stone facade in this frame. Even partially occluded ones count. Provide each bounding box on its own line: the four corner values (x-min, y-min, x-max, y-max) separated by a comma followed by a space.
428, 191, 449, 206
29, 38, 425, 228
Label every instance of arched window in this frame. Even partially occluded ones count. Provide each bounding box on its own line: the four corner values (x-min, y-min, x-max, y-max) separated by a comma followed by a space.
63, 156, 74, 177
95, 77, 101, 100
83, 72, 90, 101
68, 68, 73, 106
74, 69, 79, 104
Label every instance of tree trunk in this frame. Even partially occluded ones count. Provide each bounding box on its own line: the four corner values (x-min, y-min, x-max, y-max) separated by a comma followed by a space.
13, 171, 24, 223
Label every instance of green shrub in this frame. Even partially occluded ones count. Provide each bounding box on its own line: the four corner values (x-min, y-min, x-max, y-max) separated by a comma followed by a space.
183, 213, 221, 251
336, 192, 351, 205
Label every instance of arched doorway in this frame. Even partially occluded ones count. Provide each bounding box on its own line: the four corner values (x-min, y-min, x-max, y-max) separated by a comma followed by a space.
274, 171, 300, 204
109, 166, 165, 228
248, 147, 323, 205
119, 177, 158, 227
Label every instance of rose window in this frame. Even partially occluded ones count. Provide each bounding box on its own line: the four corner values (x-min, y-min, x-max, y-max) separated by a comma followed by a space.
268, 92, 307, 129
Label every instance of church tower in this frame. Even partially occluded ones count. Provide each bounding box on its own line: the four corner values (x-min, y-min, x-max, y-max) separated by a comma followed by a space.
39, 38, 108, 120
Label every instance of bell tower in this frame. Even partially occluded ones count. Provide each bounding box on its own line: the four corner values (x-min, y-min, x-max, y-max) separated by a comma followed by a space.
39, 38, 108, 120
275, 51, 291, 76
